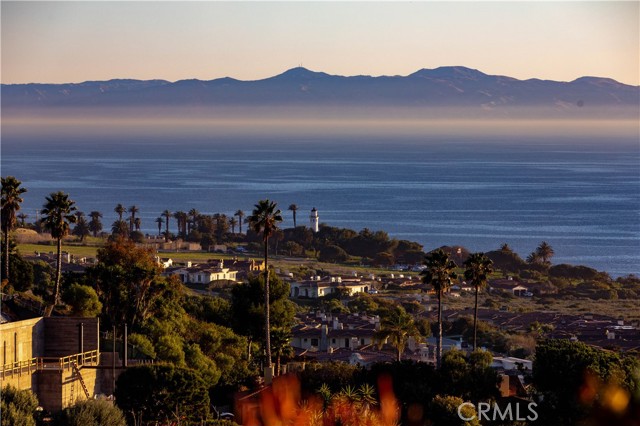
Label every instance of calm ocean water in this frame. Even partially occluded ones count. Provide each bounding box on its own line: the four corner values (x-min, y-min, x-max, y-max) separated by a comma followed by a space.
2, 136, 638, 277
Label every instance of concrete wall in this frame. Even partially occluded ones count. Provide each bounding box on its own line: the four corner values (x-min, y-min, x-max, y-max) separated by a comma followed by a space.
43, 317, 99, 357
0, 317, 44, 365
36, 365, 101, 412
0, 317, 44, 392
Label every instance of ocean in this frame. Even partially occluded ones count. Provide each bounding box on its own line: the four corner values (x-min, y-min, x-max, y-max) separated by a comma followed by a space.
2, 135, 638, 277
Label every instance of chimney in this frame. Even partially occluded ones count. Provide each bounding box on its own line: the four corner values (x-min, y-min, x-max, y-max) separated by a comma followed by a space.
333, 317, 339, 330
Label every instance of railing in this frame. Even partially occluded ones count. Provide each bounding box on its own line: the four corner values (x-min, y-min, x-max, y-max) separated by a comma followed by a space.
0, 349, 100, 379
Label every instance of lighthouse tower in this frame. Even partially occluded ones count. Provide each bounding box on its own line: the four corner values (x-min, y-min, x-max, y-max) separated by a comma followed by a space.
310, 208, 319, 233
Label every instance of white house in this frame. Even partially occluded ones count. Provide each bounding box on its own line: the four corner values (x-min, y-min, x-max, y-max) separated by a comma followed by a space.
290, 276, 375, 298
171, 260, 238, 284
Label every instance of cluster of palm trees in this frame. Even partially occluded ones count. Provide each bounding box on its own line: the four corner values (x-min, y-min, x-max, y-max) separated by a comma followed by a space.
150, 208, 246, 242
420, 249, 494, 368
2, 177, 80, 313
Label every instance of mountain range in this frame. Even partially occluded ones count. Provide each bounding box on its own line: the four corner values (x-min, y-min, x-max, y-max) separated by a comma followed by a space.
2, 66, 638, 113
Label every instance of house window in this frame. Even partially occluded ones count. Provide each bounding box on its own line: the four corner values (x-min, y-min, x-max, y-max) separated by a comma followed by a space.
332, 339, 336, 344
361, 339, 365, 345
303, 338, 307, 342
311, 338, 319, 346
344, 338, 349, 348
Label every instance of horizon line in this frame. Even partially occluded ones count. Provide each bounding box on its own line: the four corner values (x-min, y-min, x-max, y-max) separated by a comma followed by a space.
2, 65, 637, 87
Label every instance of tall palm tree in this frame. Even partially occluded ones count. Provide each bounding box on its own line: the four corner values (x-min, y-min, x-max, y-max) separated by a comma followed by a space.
17, 213, 28, 227
421, 249, 457, 368
536, 241, 554, 264
41, 191, 77, 307
162, 210, 172, 241
134, 217, 141, 231
114, 204, 126, 221
88, 211, 103, 237
128, 205, 139, 232
375, 306, 419, 361
234, 209, 244, 234
464, 252, 494, 351
1, 176, 27, 282
288, 204, 299, 228
248, 199, 282, 381
174, 211, 188, 237
229, 217, 238, 234
155, 217, 163, 236
188, 208, 200, 234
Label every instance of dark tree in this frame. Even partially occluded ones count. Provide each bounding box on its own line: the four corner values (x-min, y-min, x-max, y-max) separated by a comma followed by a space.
464, 252, 493, 351
421, 249, 457, 368
288, 203, 299, 228
245, 200, 283, 379
1, 176, 27, 283
88, 211, 103, 237
41, 191, 77, 307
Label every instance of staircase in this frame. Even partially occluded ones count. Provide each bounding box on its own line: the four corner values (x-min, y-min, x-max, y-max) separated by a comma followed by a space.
71, 362, 91, 400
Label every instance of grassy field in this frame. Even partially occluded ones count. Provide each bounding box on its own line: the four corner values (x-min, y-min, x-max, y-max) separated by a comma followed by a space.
18, 243, 100, 258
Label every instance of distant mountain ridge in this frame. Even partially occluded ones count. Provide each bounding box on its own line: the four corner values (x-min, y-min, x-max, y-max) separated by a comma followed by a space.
2, 66, 638, 110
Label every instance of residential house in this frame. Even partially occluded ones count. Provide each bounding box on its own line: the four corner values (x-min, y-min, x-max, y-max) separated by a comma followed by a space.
290, 276, 376, 298
168, 259, 238, 284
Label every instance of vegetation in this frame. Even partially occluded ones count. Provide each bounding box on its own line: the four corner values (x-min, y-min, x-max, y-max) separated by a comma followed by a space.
59, 399, 126, 426
0, 385, 39, 426
374, 305, 419, 361
421, 249, 458, 368
115, 365, 209, 425
1, 176, 27, 284
41, 191, 77, 307
247, 199, 283, 379
463, 253, 494, 351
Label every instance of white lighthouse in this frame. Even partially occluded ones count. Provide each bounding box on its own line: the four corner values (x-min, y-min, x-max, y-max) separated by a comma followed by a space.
310, 208, 319, 233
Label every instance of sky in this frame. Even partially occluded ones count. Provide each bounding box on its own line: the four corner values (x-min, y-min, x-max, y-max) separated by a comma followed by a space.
1, 1, 638, 85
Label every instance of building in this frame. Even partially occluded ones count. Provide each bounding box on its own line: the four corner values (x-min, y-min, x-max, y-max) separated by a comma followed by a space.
291, 312, 380, 351
167, 259, 238, 284
289, 276, 376, 298
0, 317, 105, 412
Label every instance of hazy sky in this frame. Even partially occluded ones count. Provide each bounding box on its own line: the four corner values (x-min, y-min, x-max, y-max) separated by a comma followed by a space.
1, 1, 638, 85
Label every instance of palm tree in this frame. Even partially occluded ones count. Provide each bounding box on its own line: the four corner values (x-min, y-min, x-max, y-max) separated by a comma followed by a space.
234, 209, 244, 234
1, 176, 27, 282
72, 215, 90, 242
248, 199, 283, 381
270, 327, 293, 376
421, 249, 457, 368
464, 253, 494, 351
155, 217, 163, 236
162, 210, 172, 241
526, 251, 542, 265
288, 204, 299, 228
114, 204, 126, 221
174, 211, 188, 237
188, 208, 199, 234
88, 211, 103, 237
536, 241, 554, 264
134, 217, 141, 231
375, 306, 419, 361
229, 217, 238, 234
111, 220, 129, 238
17, 213, 28, 227
128, 205, 139, 232
41, 191, 77, 308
